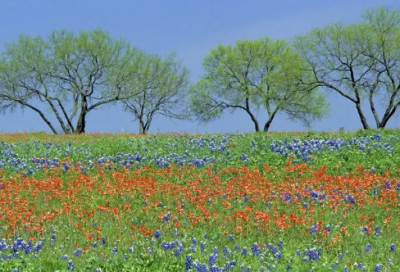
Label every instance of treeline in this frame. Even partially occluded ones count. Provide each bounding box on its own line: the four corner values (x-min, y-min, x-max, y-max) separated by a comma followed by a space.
0, 6, 399, 134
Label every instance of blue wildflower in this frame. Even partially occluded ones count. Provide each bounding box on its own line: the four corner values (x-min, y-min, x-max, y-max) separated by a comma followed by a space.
374, 264, 383, 272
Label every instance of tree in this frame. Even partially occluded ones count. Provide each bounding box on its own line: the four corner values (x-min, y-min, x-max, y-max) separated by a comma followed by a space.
190, 37, 328, 132
0, 29, 144, 134
293, 6, 400, 129
121, 53, 190, 134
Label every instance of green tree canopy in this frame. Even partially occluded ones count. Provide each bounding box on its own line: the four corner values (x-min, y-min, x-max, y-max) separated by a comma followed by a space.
293, 6, 400, 129
121, 53, 190, 134
190, 37, 328, 132
0, 29, 144, 134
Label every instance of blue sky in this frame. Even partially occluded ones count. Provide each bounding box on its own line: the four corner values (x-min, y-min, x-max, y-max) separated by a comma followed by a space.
0, 0, 399, 133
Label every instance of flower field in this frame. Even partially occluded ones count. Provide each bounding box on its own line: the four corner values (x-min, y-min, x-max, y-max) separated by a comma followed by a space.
0, 131, 399, 272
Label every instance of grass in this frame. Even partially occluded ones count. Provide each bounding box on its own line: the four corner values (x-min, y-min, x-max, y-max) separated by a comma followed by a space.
0, 129, 399, 271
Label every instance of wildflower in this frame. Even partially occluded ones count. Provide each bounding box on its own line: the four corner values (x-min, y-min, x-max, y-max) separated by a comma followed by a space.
310, 224, 319, 234
374, 264, 383, 272
175, 245, 184, 257
209, 254, 218, 267
185, 255, 193, 271
67, 260, 75, 271
252, 243, 261, 256
61, 254, 69, 261
365, 244, 372, 252
73, 249, 82, 256
154, 230, 161, 239
242, 247, 248, 255
375, 226, 382, 236
223, 247, 231, 257
163, 213, 172, 222
200, 241, 206, 253
390, 244, 395, 251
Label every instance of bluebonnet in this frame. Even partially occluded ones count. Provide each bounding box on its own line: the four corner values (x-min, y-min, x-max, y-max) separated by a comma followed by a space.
310, 224, 319, 234
161, 241, 174, 250
240, 154, 248, 161
67, 260, 75, 271
73, 249, 82, 256
61, 254, 69, 261
390, 243, 395, 251
284, 193, 291, 203
185, 255, 193, 271
225, 261, 236, 271
209, 253, 218, 267
252, 243, 261, 256
303, 247, 322, 261
175, 245, 184, 257
200, 241, 206, 253
375, 226, 382, 236
163, 213, 172, 222
223, 247, 231, 258
374, 264, 383, 272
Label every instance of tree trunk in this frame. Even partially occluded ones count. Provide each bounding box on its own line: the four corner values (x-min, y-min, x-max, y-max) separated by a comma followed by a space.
379, 107, 397, 128
18, 100, 59, 134
46, 98, 70, 134
355, 102, 370, 130
75, 95, 88, 134
139, 122, 144, 134
245, 110, 259, 132
263, 110, 278, 132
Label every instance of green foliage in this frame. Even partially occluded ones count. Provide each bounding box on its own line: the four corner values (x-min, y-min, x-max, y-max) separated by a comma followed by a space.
292, 6, 400, 130
120, 53, 191, 134
0, 29, 146, 134
190, 37, 329, 132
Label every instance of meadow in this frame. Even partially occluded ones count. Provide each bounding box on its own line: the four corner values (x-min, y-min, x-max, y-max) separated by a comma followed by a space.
0, 129, 399, 272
